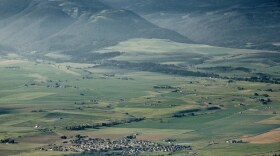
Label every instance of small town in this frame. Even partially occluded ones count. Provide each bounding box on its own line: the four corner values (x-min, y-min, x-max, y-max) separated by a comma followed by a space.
0, 1, 279, 156
40, 135, 191, 155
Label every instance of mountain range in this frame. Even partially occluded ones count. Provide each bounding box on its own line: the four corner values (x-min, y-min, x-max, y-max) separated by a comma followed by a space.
102, 0, 280, 50
0, 0, 190, 56
0, 0, 279, 57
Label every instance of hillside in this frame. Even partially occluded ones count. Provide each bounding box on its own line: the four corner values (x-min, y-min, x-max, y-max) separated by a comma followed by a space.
0, 0, 191, 56
0, 1, 279, 155
101, 0, 280, 51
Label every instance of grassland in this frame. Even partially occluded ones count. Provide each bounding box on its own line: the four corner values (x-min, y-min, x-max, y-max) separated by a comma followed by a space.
0, 39, 279, 155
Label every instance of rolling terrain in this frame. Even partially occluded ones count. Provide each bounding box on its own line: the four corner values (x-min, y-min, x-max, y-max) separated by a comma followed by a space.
0, 0, 279, 156
102, 0, 280, 50
0, 0, 190, 56
0, 40, 279, 155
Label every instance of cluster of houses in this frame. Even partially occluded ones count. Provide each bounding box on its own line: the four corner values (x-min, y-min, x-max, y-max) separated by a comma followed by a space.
226, 139, 246, 144
41, 136, 191, 155
153, 85, 184, 94
24, 79, 78, 89
5, 66, 20, 69
153, 85, 175, 89
40, 145, 78, 152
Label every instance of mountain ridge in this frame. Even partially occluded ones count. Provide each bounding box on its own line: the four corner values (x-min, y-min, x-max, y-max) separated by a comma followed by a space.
0, 0, 191, 56
101, 0, 280, 51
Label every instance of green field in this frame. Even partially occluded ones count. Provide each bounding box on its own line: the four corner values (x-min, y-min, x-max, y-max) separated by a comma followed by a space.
0, 39, 279, 156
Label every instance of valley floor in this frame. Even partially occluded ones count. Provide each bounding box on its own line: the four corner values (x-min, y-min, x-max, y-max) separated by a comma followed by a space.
0, 41, 279, 155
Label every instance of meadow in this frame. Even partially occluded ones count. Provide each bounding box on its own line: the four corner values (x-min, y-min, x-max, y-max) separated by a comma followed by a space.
0, 39, 279, 155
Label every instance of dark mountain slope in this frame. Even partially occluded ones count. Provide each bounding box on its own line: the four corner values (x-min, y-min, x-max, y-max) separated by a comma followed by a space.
102, 0, 280, 50
0, 0, 31, 19
0, 0, 74, 50
0, 0, 191, 56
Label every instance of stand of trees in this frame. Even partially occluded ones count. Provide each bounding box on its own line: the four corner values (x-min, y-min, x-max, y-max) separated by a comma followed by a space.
66, 118, 145, 131
102, 61, 219, 78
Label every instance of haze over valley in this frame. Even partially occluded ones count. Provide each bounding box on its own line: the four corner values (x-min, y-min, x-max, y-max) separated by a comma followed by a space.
0, 0, 279, 156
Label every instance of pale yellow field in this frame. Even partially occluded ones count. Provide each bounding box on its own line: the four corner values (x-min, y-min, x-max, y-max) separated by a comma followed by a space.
243, 128, 280, 144
0, 60, 27, 65
258, 116, 280, 125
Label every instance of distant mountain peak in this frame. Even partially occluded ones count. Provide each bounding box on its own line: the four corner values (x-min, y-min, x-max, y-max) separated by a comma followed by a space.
101, 0, 280, 51
0, 0, 191, 55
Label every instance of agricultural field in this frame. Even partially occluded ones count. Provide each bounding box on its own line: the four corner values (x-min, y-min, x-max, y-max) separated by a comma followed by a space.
0, 40, 279, 156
